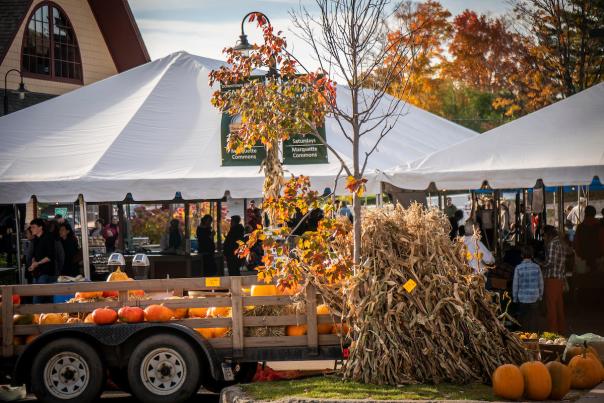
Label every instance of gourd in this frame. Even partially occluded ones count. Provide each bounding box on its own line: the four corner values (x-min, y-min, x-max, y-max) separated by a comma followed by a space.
316, 304, 333, 334
250, 285, 277, 297
286, 325, 308, 336
91, 307, 118, 325
118, 306, 145, 323
39, 313, 68, 325
75, 291, 103, 300
492, 364, 524, 400
568, 347, 602, 389
188, 307, 209, 318
168, 296, 188, 319
144, 304, 174, 322
520, 361, 552, 401
106, 267, 129, 282
546, 361, 571, 400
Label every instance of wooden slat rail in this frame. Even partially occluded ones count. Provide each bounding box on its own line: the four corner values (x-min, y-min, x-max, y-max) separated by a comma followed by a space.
2, 276, 344, 359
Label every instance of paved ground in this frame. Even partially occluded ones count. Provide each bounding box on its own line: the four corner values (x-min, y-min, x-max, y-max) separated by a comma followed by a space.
22, 391, 219, 402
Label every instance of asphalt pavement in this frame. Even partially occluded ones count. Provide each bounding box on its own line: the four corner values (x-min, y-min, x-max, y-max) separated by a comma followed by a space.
22, 391, 219, 402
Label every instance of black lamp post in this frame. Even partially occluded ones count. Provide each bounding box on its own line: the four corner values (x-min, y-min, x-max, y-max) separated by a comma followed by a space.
233, 11, 278, 77
3, 69, 28, 115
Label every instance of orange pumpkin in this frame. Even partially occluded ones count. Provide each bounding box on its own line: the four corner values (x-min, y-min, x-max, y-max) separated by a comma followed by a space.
569, 351, 601, 389
39, 313, 67, 325
331, 323, 350, 336
129, 289, 145, 297
118, 306, 145, 323
195, 328, 215, 339
278, 284, 302, 296
546, 361, 572, 400
250, 284, 277, 297
66, 317, 83, 324
106, 267, 129, 282
566, 345, 600, 362
144, 304, 174, 322
75, 291, 103, 300
520, 361, 552, 401
102, 290, 119, 298
585, 353, 604, 382
207, 306, 231, 318
286, 325, 307, 336
168, 297, 188, 319
92, 307, 118, 325
212, 327, 229, 338
84, 313, 95, 323
316, 304, 333, 334
188, 307, 209, 318
492, 364, 524, 401
24, 334, 38, 344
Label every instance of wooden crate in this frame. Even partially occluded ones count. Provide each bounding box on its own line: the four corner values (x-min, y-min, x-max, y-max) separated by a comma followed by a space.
1, 277, 341, 358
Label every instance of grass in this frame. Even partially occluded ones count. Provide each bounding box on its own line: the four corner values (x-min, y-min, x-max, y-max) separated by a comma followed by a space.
242, 375, 496, 401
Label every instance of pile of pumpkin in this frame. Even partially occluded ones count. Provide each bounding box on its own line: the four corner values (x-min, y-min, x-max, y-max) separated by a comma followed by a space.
493, 345, 604, 400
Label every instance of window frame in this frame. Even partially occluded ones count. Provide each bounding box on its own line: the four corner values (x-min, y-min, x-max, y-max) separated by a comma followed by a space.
20, 1, 84, 84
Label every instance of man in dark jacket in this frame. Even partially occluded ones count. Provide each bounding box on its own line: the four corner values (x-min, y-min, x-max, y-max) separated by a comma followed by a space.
224, 215, 245, 276
28, 218, 56, 303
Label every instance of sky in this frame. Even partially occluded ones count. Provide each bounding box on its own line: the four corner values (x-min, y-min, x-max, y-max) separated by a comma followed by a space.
129, 0, 512, 70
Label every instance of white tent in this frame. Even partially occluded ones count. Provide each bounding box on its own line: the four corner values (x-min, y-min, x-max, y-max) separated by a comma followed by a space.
0, 51, 477, 203
382, 83, 604, 190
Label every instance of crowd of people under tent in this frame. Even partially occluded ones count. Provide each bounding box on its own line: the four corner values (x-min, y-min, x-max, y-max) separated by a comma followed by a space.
2, 192, 603, 334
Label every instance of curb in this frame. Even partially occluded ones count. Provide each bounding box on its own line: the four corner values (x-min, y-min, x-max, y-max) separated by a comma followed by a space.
220, 382, 604, 403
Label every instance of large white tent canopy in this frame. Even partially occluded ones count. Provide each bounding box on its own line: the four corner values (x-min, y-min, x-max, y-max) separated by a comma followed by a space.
0, 51, 477, 203
382, 83, 604, 191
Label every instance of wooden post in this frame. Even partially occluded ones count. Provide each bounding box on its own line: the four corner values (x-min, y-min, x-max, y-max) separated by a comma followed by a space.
78, 195, 91, 280
306, 284, 318, 355
493, 190, 500, 257
118, 203, 126, 251
216, 201, 222, 253
230, 277, 244, 358
1, 286, 14, 357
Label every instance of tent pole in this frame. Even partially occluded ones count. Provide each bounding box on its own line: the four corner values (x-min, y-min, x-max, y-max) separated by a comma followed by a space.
13, 204, 23, 284
78, 195, 91, 280
557, 187, 564, 235
184, 202, 190, 255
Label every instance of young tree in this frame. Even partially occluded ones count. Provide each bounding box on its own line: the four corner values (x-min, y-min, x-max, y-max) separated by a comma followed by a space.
291, 0, 413, 266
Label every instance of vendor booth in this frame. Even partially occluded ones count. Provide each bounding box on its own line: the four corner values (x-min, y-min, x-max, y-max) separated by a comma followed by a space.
0, 51, 477, 282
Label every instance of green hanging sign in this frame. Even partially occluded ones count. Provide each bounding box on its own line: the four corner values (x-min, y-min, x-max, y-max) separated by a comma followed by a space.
283, 126, 328, 165
220, 79, 266, 166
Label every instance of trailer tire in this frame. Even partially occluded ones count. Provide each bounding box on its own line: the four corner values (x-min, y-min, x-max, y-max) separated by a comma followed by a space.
30, 338, 104, 403
127, 334, 201, 403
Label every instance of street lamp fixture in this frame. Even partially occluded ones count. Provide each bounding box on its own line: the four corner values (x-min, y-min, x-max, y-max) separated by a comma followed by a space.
3, 69, 28, 115
233, 12, 278, 76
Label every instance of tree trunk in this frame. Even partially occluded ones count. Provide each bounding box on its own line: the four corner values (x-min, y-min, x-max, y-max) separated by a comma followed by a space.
352, 192, 362, 270
262, 138, 283, 226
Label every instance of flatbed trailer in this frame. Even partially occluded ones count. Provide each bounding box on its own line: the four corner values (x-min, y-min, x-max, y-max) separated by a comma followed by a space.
0, 276, 344, 403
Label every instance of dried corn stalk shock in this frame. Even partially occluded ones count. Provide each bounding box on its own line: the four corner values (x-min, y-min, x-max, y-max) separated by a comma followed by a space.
336, 204, 529, 385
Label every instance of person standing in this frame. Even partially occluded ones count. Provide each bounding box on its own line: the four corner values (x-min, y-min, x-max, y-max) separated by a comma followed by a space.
449, 210, 464, 240
444, 197, 457, 220
513, 245, 544, 332
224, 215, 245, 276
245, 200, 262, 231
197, 214, 217, 276
567, 197, 586, 231
573, 205, 604, 272
103, 216, 120, 253
90, 218, 104, 238
28, 219, 56, 303
338, 201, 353, 223
500, 201, 511, 241
462, 219, 495, 273
478, 199, 495, 249
541, 225, 568, 335
58, 223, 81, 277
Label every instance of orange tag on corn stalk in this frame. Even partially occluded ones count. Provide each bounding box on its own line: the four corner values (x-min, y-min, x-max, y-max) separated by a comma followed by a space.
403, 279, 417, 293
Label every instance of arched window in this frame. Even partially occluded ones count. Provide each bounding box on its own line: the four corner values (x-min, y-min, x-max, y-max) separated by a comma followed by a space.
22, 2, 82, 82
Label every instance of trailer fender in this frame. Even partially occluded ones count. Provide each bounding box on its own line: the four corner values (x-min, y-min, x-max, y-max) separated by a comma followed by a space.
13, 323, 222, 386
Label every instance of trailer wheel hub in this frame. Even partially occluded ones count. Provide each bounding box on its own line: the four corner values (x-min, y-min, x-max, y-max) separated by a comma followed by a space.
44, 352, 90, 399
141, 347, 187, 395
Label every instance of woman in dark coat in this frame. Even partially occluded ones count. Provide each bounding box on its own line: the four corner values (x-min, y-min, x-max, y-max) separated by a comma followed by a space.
223, 215, 245, 276
196, 214, 217, 276
58, 223, 81, 277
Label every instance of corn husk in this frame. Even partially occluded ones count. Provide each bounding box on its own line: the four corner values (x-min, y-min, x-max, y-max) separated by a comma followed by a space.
331, 204, 529, 385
